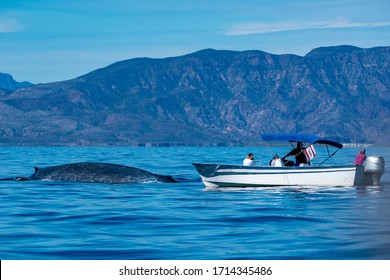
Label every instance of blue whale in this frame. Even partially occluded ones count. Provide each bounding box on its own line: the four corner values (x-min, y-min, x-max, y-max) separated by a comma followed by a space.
1, 162, 177, 184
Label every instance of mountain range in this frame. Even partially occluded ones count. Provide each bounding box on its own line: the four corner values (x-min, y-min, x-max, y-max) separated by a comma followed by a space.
0, 45, 389, 146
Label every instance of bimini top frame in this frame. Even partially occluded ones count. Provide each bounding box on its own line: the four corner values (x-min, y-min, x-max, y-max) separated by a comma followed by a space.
260, 134, 343, 166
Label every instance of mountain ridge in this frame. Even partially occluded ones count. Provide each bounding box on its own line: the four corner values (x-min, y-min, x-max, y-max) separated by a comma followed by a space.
1, 45, 389, 146
0, 72, 34, 92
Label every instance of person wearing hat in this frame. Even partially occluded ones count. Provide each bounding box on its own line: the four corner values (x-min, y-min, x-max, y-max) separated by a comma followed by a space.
270, 154, 282, 167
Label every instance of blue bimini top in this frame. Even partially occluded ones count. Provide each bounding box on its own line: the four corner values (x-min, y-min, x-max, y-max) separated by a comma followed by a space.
260, 134, 343, 149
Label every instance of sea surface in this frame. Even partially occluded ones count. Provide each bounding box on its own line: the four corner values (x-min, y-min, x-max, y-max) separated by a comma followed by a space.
0, 146, 389, 260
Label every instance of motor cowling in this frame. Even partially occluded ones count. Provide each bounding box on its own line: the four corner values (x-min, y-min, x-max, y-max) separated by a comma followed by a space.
364, 156, 385, 185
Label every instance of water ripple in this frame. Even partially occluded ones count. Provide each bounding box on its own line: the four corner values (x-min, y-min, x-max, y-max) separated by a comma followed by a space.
1, 146, 389, 259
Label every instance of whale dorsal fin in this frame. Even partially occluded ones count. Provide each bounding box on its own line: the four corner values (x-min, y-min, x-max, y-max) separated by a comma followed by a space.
34, 167, 39, 172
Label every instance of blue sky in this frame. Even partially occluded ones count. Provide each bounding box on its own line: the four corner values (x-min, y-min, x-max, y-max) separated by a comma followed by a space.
1, 0, 389, 83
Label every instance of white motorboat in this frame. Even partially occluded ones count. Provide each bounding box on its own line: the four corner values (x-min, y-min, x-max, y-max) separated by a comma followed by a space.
193, 134, 385, 189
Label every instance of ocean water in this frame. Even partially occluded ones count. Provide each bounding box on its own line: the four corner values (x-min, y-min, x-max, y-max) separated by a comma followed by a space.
0, 146, 389, 260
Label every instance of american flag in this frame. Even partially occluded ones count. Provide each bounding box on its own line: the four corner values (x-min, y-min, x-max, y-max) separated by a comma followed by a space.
304, 145, 316, 161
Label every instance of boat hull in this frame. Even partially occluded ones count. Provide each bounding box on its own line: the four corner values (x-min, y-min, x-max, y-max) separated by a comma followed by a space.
193, 163, 365, 188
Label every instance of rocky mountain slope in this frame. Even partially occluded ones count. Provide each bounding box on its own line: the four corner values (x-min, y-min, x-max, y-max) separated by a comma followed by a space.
0, 45, 389, 146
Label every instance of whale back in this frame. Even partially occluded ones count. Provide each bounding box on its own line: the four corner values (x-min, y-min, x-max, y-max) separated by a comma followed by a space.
30, 162, 177, 183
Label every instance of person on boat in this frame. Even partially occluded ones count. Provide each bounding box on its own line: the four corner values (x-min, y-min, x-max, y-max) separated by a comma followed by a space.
243, 153, 256, 166
354, 148, 367, 165
283, 142, 309, 166
270, 154, 282, 167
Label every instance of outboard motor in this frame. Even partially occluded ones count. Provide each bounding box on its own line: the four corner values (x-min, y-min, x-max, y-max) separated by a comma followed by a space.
364, 156, 385, 185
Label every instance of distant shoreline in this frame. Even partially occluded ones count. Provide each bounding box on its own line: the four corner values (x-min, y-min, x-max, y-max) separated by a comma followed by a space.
0, 143, 387, 148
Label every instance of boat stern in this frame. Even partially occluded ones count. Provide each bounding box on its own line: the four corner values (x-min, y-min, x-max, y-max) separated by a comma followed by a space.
353, 165, 366, 186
